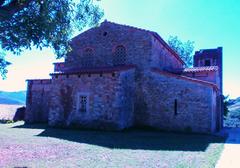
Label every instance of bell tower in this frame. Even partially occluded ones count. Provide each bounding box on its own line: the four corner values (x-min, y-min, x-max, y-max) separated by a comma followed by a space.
193, 47, 223, 93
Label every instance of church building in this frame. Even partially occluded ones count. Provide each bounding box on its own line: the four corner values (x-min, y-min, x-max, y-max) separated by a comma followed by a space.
25, 21, 223, 133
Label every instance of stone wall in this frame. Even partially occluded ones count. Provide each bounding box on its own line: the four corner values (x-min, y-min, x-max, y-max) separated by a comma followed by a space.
140, 69, 218, 133
48, 68, 135, 130
25, 79, 52, 123
65, 21, 152, 71
151, 35, 183, 71
183, 70, 221, 90
25, 21, 222, 133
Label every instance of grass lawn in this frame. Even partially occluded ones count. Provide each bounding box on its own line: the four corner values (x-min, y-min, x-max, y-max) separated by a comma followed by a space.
0, 122, 225, 168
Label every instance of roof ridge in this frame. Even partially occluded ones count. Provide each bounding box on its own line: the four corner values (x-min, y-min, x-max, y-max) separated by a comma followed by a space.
185, 66, 218, 69
183, 66, 219, 72
50, 65, 136, 75
102, 20, 154, 34
102, 20, 185, 65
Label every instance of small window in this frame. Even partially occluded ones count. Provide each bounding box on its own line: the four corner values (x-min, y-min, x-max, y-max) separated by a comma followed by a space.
79, 95, 88, 113
103, 32, 107, 36
204, 59, 211, 66
174, 99, 178, 115
113, 45, 126, 65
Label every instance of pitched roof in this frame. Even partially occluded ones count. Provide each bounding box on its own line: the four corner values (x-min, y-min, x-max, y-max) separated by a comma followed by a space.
71, 20, 185, 65
102, 21, 185, 65
183, 66, 218, 73
151, 68, 219, 90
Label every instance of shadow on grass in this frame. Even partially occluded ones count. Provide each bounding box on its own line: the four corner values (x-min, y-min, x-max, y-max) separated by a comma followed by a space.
12, 123, 48, 129
12, 123, 226, 151
41, 128, 226, 151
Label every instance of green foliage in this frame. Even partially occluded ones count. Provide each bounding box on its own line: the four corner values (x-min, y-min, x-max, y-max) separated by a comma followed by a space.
0, 119, 14, 124
6, 120, 14, 123
0, 0, 103, 78
167, 36, 194, 67
184, 126, 192, 133
223, 95, 230, 117
0, 51, 11, 79
0, 0, 103, 57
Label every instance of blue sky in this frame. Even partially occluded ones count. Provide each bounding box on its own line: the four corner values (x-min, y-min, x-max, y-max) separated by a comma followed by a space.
0, 0, 240, 98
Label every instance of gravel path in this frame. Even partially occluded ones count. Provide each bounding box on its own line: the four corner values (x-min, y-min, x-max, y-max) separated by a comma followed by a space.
216, 128, 240, 168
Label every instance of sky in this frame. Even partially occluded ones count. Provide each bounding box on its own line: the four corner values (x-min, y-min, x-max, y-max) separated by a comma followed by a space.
0, 0, 240, 98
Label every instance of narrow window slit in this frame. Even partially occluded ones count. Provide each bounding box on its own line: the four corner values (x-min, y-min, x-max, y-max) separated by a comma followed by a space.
103, 32, 107, 36
174, 99, 178, 115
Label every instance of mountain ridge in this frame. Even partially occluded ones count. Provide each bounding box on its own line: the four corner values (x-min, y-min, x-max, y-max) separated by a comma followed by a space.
0, 91, 26, 105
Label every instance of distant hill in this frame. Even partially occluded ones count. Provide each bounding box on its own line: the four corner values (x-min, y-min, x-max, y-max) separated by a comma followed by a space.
225, 97, 240, 127
228, 97, 240, 107
228, 97, 240, 117
0, 91, 26, 105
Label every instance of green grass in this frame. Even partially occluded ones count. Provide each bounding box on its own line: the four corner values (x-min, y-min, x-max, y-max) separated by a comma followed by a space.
0, 122, 225, 168
0, 119, 14, 124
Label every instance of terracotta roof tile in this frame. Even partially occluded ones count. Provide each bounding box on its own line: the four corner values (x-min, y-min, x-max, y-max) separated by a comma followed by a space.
50, 65, 136, 75
183, 66, 218, 73
151, 68, 219, 91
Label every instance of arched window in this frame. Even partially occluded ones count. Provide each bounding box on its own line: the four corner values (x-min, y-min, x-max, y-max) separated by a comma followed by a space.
82, 48, 94, 67
113, 45, 126, 65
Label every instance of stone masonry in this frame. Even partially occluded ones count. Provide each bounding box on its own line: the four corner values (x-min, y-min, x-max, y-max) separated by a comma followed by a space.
25, 21, 223, 133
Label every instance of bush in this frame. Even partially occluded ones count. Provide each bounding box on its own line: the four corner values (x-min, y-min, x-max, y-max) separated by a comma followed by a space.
184, 126, 192, 133
0, 119, 14, 124
223, 95, 229, 117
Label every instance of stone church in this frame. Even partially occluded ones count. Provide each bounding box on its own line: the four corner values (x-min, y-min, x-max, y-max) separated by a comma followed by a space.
25, 21, 223, 133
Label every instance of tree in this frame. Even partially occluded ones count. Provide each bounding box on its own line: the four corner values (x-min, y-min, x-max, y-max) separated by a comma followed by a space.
223, 95, 230, 117
0, 0, 103, 79
167, 36, 194, 67
0, 51, 11, 79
